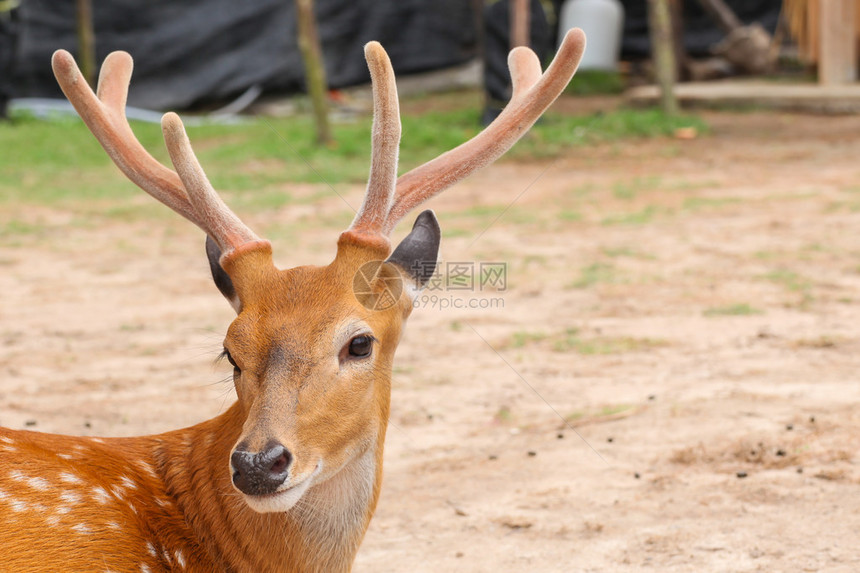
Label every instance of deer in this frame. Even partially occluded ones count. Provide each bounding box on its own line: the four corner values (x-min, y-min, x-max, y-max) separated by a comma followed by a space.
0, 29, 585, 572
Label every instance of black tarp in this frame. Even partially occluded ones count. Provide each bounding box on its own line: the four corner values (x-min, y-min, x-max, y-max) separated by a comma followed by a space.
2, 0, 477, 110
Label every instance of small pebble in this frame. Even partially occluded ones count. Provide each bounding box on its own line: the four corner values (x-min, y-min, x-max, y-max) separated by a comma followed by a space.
797, 467, 803, 474
776, 449, 786, 457
527, 450, 537, 457
557, 433, 564, 439
634, 473, 641, 479
24, 420, 37, 427
84, 421, 92, 429
455, 552, 464, 558
488, 455, 498, 461
648, 394, 656, 401
607, 437, 614, 443
736, 471, 748, 479
786, 424, 793, 431
809, 416, 815, 423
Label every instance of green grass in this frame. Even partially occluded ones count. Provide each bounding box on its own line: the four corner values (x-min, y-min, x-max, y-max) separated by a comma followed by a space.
564, 70, 625, 96
703, 303, 763, 317
601, 205, 663, 226
0, 104, 708, 210
553, 329, 667, 354
569, 262, 616, 289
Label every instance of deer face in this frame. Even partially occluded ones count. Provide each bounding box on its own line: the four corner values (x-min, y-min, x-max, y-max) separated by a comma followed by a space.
211, 218, 439, 512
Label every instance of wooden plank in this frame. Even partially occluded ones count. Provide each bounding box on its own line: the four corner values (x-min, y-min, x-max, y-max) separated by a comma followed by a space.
819, 0, 857, 85
627, 80, 860, 113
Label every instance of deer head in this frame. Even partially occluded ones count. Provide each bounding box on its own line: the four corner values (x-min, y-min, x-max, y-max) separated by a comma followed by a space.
50, 29, 585, 516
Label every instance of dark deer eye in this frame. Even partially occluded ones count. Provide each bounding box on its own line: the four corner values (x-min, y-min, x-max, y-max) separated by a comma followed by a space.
222, 348, 240, 372
348, 335, 374, 358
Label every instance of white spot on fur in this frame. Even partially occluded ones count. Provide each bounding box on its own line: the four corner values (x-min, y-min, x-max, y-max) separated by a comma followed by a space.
135, 460, 158, 479
9, 500, 28, 512
0, 436, 13, 444
175, 549, 186, 568
128, 503, 138, 515
161, 549, 172, 564
109, 486, 125, 501
90, 438, 105, 444
92, 486, 110, 504
107, 521, 121, 530
140, 564, 152, 573
59, 472, 82, 485
0, 445, 16, 453
8, 469, 25, 482
60, 490, 82, 504
146, 542, 157, 558
154, 497, 173, 509
46, 515, 60, 526
56, 506, 72, 515
57, 453, 74, 460
0, 488, 8, 501
72, 523, 91, 535
25, 476, 50, 491
120, 476, 137, 490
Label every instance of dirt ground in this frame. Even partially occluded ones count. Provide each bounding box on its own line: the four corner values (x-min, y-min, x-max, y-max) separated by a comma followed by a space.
2, 107, 860, 572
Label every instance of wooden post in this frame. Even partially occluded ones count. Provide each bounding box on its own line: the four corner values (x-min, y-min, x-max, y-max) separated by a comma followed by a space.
75, 0, 95, 87
296, 0, 333, 146
648, 0, 679, 114
510, 0, 530, 49
819, 0, 857, 85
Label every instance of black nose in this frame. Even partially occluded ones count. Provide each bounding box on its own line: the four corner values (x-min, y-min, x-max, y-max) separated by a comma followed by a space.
231, 441, 292, 496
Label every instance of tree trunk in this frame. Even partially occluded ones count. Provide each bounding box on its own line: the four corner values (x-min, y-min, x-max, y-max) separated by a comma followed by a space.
295, 0, 333, 146
510, 0, 530, 49
76, 0, 95, 87
648, 0, 679, 115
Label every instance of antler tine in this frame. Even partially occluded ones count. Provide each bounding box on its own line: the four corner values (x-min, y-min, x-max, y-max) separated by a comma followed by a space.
51, 50, 198, 225
382, 28, 586, 235
348, 42, 401, 238
162, 113, 262, 253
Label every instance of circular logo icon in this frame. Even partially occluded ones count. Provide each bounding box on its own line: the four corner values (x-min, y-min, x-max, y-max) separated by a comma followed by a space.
352, 260, 403, 311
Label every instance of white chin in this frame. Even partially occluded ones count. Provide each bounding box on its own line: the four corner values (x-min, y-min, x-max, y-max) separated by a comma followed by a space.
242, 477, 314, 513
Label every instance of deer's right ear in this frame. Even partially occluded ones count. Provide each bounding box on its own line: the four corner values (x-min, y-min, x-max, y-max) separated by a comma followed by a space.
386, 210, 441, 289
206, 236, 241, 313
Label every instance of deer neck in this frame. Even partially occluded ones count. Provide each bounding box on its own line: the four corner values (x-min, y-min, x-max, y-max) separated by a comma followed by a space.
157, 403, 386, 572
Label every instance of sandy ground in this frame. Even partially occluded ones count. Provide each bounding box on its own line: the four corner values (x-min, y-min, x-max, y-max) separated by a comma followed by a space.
2, 108, 860, 572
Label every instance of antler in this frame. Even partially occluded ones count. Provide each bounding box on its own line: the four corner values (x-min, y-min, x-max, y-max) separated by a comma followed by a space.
377, 28, 586, 236
348, 42, 401, 237
51, 50, 261, 255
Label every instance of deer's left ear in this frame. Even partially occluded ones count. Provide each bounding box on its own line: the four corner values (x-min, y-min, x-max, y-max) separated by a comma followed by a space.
206, 236, 241, 313
386, 210, 441, 289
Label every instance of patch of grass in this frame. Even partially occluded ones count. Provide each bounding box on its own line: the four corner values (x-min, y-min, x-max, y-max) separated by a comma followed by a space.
611, 176, 662, 200
1, 105, 709, 211
553, 329, 667, 354
704, 303, 763, 317
557, 210, 583, 222
762, 269, 812, 292
564, 70, 625, 96
509, 330, 548, 348
600, 246, 655, 259
601, 205, 662, 226
682, 196, 741, 210
569, 262, 616, 289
